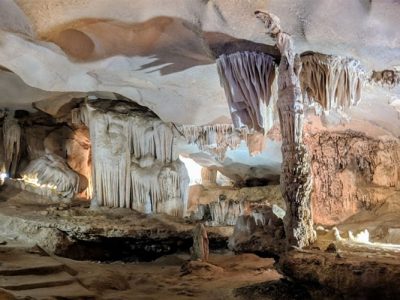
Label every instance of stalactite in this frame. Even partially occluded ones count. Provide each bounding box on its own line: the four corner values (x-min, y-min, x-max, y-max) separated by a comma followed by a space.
178, 124, 247, 160
20, 153, 80, 199
301, 53, 366, 111
75, 99, 189, 217
192, 199, 247, 226
216, 51, 277, 132
3, 114, 21, 177
370, 69, 400, 88
256, 10, 316, 248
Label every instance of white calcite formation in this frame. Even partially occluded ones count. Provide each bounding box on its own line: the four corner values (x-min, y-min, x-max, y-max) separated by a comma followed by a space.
301, 53, 365, 111
3, 113, 21, 177
75, 99, 189, 217
20, 153, 80, 199
178, 124, 247, 160
216, 52, 276, 132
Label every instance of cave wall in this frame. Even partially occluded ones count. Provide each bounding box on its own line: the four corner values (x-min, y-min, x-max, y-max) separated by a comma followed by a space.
308, 130, 400, 225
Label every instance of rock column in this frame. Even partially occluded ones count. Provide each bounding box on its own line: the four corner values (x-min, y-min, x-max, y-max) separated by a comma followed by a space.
255, 10, 316, 248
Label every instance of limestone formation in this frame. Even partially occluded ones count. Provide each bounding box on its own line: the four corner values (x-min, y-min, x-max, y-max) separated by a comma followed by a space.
300, 53, 365, 111
20, 153, 80, 199
370, 69, 400, 87
178, 124, 247, 160
255, 10, 316, 248
3, 113, 21, 177
216, 51, 276, 133
308, 130, 400, 225
191, 223, 209, 262
0, 2, 399, 299
74, 99, 190, 217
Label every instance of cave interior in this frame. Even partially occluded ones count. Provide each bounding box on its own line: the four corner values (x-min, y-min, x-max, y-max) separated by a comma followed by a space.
0, 1, 400, 299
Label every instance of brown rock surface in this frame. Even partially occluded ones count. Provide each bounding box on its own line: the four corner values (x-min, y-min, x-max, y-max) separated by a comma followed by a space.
308, 130, 400, 225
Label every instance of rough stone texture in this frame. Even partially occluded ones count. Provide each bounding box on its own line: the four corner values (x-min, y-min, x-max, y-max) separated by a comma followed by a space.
228, 206, 286, 258
191, 223, 209, 262
256, 10, 315, 248
279, 249, 400, 299
308, 130, 400, 225
0, 186, 231, 260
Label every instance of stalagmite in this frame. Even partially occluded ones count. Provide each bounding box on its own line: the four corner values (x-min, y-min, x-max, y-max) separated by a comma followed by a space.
3, 113, 21, 177
74, 99, 189, 217
216, 51, 276, 132
20, 153, 80, 199
300, 53, 365, 111
255, 10, 316, 248
191, 223, 209, 262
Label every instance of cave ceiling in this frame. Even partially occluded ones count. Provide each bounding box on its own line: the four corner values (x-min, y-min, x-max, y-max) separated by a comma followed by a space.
0, 0, 399, 135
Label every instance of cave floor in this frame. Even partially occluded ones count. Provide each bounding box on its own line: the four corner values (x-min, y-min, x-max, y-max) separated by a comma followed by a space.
1, 185, 400, 299
0, 240, 280, 300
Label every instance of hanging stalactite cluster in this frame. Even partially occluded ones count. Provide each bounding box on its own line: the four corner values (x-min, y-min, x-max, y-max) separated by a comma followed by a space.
74, 99, 189, 217
216, 51, 276, 133
370, 69, 400, 88
300, 53, 366, 111
178, 124, 247, 160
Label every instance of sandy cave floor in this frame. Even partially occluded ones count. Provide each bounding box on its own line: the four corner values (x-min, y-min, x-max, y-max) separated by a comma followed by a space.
59, 252, 281, 300
1, 185, 400, 299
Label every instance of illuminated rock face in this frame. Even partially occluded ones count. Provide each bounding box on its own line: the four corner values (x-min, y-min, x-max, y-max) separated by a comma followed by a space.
75, 99, 189, 217
20, 153, 80, 199
308, 131, 400, 225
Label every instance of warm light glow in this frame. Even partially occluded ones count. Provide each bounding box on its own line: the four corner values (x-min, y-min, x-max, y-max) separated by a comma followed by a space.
333, 227, 400, 252
349, 229, 370, 243
179, 155, 202, 186
21, 174, 57, 190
